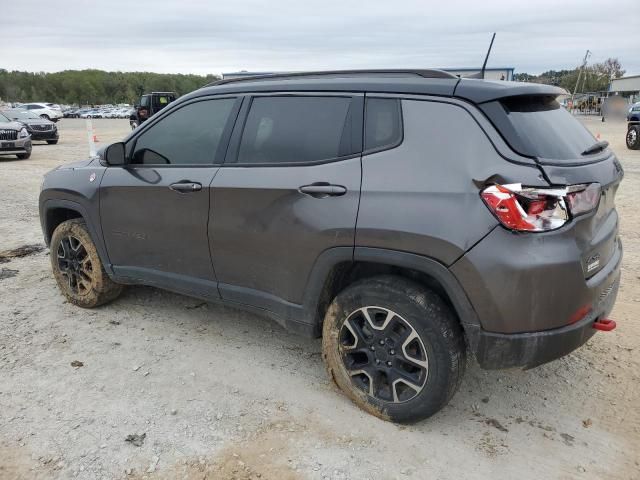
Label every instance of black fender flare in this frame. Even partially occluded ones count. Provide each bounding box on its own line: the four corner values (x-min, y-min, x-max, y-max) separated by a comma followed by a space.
40, 199, 113, 274
299, 246, 480, 336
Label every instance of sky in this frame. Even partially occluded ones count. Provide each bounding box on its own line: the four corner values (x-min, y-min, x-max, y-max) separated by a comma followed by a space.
2, 0, 638, 76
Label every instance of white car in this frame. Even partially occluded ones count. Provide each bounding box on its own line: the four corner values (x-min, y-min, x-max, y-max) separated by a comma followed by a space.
21, 103, 63, 122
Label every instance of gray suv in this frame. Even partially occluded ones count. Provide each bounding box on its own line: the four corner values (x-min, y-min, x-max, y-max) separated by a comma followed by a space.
39, 70, 622, 422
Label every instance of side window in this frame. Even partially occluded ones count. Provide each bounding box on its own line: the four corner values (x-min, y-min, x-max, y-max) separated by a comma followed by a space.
236, 96, 356, 164
364, 98, 402, 152
130, 98, 235, 165
139, 96, 150, 108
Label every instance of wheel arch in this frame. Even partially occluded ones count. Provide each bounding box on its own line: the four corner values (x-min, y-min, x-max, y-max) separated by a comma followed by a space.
303, 246, 480, 339
43, 205, 83, 245
40, 199, 113, 274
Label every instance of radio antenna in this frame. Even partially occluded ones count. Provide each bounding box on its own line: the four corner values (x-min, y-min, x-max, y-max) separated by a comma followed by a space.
480, 33, 496, 79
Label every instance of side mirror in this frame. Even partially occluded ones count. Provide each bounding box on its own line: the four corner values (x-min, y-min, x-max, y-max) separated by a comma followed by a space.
104, 142, 126, 166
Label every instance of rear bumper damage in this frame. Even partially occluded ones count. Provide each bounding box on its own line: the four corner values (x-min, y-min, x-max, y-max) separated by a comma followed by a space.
465, 264, 620, 369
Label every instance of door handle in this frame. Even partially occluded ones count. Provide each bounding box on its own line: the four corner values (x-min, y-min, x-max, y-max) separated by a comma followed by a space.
169, 182, 202, 193
299, 183, 347, 198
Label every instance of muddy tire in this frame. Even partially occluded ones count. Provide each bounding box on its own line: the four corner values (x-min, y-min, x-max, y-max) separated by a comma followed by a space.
50, 219, 122, 308
322, 275, 466, 423
627, 125, 640, 150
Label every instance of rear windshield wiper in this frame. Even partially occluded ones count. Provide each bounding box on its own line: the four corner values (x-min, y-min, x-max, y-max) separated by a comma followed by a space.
581, 140, 609, 156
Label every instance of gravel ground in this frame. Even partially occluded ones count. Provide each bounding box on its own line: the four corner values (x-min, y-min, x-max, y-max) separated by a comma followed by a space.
0, 118, 638, 480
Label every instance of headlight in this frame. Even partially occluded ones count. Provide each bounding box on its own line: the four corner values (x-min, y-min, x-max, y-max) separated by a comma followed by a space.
18, 128, 29, 138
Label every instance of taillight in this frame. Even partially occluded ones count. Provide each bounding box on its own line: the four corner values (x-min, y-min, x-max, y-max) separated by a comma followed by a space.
565, 183, 601, 216
481, 183, 600, 232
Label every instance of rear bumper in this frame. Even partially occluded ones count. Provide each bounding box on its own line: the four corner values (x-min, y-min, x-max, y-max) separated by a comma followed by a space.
464, 248, 621, 369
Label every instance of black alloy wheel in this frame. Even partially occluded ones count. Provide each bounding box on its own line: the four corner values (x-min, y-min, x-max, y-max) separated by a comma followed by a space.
56, 235, 94, 296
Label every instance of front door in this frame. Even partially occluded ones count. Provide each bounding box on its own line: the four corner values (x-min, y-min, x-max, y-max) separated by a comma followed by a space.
210, 93, 363, 309
100, 96, 240, 297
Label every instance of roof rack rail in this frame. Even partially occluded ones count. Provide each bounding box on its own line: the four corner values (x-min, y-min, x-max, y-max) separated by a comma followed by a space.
205, 69, 457, 87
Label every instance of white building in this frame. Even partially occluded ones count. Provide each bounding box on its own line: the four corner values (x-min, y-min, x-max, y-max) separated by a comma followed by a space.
610, 75, 640, 102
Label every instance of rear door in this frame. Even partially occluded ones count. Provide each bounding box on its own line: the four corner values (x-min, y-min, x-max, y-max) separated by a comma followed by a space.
209, 93, 363, 309
100, 96, 240, 297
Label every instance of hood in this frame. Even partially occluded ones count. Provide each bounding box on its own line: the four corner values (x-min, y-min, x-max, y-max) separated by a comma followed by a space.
0, 121, 25, 131
58, 158, 100, 170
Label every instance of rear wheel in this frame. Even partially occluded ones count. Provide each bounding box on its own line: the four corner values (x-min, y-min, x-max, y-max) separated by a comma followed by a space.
50, 219, 122, 308
627, 125, 640, 150
322, 275, 466, 423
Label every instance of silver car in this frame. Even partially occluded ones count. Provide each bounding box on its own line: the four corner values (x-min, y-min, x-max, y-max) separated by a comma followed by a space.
0, 112, 32, 159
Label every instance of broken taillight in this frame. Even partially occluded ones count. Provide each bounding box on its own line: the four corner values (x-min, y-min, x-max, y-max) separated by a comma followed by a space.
481, 183, 600, 232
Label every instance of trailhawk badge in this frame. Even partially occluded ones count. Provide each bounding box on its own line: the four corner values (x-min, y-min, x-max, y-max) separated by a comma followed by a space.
587, 253, 601, 273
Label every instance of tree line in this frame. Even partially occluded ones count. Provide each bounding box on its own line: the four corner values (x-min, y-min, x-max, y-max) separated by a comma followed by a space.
0, 58, 627, 105
0, 69, 221, 105
513, 58, 625, 94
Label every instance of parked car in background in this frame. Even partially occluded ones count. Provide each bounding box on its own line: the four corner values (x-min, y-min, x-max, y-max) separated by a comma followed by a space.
627, 103, 640, 150
79, 109, 102, 119
627, 103, 640, 121
21, 103, 63, 122
39, 70, 623, 423
63, 108, 81, 118
2, 109, 59, 144
0, 112, 32, 159
130, 91, 177, 129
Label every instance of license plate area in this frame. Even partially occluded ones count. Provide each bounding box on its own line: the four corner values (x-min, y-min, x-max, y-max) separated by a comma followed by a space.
2, 142, 15, 148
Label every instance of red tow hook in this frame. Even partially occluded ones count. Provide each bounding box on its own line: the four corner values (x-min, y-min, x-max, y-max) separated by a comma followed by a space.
593, 319, 616, 331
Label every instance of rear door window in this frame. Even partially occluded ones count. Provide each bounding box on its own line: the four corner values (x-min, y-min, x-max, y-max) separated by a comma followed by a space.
236, 96, 360, 165
364, 97, 402, 152
484, 95, 597, 161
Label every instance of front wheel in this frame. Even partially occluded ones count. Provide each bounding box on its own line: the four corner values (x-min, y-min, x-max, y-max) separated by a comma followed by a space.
627, 126, 640, 150
322, 275, 466, 423
47, 139, 59, 145
50, 219, 123, 308
40, 114, 50, 120
16, 151, 31, 160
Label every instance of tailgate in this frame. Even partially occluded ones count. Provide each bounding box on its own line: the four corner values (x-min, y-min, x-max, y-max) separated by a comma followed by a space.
541, 154, 623, 278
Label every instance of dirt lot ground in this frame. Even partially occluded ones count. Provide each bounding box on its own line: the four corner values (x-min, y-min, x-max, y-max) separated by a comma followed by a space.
0, 117, 639, 480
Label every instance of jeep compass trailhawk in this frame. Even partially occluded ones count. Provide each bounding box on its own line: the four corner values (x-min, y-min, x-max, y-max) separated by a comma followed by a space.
39, 70, 623, 422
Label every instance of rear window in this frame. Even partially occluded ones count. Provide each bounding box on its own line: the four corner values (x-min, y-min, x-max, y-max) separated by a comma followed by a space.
484, 95, 597, 161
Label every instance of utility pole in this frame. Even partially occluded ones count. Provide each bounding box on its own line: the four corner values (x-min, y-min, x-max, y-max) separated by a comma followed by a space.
571, 50, 591, 111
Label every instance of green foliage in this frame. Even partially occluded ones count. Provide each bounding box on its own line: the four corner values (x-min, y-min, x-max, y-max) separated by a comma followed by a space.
513, 58, 625, 93
0, 69, 220, 105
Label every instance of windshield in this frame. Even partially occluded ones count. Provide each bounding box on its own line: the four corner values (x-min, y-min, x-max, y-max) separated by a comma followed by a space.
3, 109, 40, 120
0, 111, 11, 122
